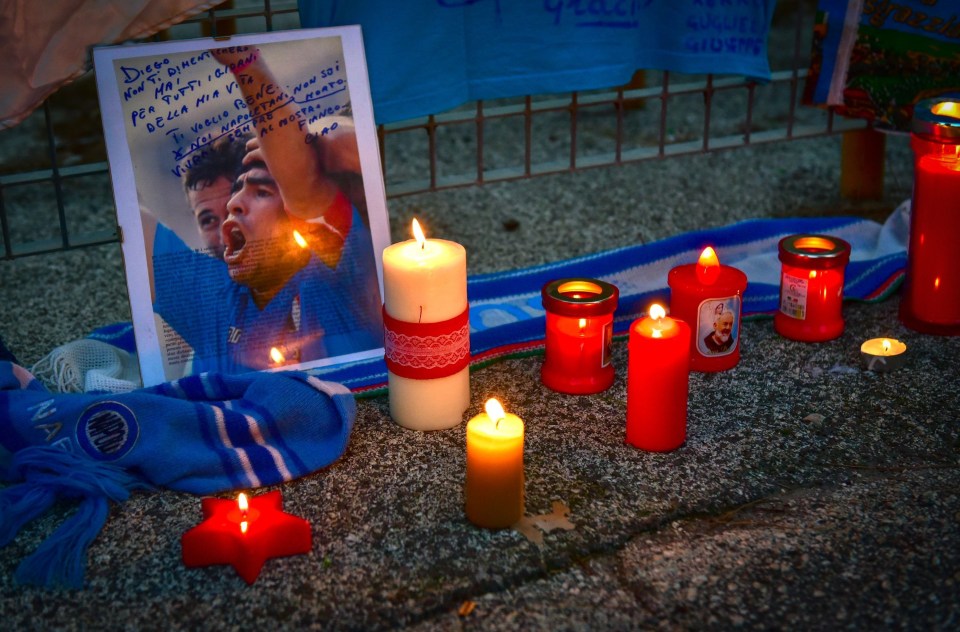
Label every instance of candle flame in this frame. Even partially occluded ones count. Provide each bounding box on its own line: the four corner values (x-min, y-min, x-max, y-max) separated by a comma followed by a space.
578, 318, 587, 331
269, 347, 285, 364
238, 493, 250, 533
932, 101, 960, 120
882, 339, 891, 354
649, 303, 666, 338
412, 218, 426, 249
292, 230, 308, 248
485, 398, 506, 425
698, 246, 719, 268
695, 246, 721, 284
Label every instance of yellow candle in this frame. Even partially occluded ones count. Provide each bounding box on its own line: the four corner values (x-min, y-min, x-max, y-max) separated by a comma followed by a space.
860, 337, 907, 372
382, 219, 470, 430
465, 399, 525, 529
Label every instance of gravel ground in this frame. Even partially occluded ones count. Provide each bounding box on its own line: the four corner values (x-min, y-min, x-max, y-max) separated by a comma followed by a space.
1, 3, 957, 629
1, 295, 957, 631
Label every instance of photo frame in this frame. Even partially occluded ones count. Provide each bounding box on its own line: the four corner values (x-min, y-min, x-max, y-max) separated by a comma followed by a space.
94, 26, 389, 387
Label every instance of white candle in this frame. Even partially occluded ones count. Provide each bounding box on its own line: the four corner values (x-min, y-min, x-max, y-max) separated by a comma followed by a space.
382, 219, 470, 430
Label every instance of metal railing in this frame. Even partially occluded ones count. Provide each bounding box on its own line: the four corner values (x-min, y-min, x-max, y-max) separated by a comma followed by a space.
0, 0, 858, 261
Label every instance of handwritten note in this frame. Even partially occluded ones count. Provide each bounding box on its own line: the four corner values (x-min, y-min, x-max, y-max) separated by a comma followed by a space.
114, 42, 352, 180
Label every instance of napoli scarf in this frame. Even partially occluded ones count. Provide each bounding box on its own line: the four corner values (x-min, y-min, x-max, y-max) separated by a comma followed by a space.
0, 363, 355, 588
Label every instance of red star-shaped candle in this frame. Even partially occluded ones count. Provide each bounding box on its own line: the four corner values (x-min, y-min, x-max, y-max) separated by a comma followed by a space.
181, 490, 312, 584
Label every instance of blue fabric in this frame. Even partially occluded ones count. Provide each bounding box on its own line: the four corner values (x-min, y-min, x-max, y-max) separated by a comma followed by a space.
0, 362, 355, 587
312, 207, 910, 392
151, 208, 383, 375
0, 447, 149, 589
0, 363, 355, 494
299, 0, 778, 124
85, 322, 136, 355
92, 209, 911, 393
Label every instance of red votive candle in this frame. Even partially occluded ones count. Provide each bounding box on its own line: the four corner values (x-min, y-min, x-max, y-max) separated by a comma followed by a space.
900, 98, 960, 335
667, 246, 748, 372
774, 234, 851, 342
541, 278, 619, 394
626, 304, 691, 452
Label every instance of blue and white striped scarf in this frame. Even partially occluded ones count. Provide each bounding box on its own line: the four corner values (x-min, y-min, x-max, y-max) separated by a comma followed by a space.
0, 364, 354, 588
321, 205, 910, 393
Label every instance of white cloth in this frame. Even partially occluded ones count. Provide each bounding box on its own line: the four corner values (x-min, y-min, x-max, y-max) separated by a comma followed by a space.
31, 338, 141, 393
0, 0, 225, 130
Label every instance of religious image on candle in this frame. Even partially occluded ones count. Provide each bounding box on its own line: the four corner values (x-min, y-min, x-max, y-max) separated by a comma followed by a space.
667, 246, 747, 372
696, 298, 741, 356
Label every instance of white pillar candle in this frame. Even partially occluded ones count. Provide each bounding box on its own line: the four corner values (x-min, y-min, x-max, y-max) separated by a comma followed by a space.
382, 219, 470, 430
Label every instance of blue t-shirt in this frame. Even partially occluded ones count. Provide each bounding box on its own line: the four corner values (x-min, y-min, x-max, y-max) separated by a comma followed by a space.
152, 209, 383, 375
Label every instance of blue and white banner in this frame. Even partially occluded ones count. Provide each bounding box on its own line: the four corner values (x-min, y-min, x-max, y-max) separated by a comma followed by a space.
299, 0, 778, 124
315, 204, 910, 393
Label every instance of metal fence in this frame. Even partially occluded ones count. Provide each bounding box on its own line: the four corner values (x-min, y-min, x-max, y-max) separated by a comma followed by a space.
0, 0, 861, 261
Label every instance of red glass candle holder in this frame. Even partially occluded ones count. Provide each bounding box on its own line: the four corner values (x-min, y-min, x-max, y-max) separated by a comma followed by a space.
899, 98, 960, 335
774, 234, 851, 342
667, 246, 748, 372
541, 278, 619, 394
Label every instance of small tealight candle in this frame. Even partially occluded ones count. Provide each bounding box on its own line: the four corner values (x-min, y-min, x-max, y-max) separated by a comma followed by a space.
181, 490, 312, 585
774, 234, 851, 342
860, 337, 908, 372
626, 304, 691, 452
465, 398, 525, 529
540, 278, 619, 394
667, 246, 748, 372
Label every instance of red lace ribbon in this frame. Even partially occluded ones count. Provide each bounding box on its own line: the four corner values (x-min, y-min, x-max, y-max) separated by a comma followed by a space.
383, 306, 470, 380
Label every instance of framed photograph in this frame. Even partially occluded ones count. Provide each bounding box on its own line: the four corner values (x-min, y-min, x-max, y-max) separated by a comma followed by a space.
94, 26, 389, 386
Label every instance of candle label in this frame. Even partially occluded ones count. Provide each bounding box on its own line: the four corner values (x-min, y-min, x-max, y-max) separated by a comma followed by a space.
383, 307, 470, 379
695, 296, 740, 357
779, 271, 808, 319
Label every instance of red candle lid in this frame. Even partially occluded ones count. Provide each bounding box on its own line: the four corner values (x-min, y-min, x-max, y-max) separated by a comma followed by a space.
542, 278, 619, 317
778, 234, 850, 270
912, 98, 960, 143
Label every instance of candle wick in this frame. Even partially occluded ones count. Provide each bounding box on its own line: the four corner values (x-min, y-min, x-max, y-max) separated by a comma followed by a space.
495, 417, 502, 430
418, 306, 423, 324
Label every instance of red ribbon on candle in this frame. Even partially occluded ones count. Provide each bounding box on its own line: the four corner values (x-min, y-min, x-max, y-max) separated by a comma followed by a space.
382, 306, 470, 379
